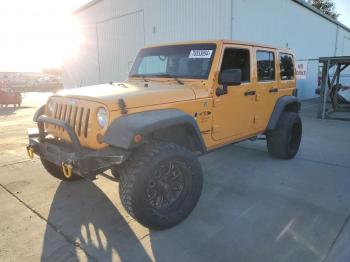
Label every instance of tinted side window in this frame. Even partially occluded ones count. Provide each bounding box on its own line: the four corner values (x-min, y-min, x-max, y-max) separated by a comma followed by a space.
256, 51, 275, 81
279, 53, 294, 80
221, 49, 250, 82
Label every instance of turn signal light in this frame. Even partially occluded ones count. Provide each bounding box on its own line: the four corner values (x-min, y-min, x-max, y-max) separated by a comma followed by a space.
134, 134, 143, 143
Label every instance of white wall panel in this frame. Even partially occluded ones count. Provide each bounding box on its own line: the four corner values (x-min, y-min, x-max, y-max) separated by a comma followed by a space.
341, 36, 350, 56
144, 0, 231, 45
77, 0, 144, 25
232, 0, 338, 59
97, 11, 145, 82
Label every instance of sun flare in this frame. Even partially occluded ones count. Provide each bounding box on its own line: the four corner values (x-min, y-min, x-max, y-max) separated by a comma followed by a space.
0, 1, 85, 72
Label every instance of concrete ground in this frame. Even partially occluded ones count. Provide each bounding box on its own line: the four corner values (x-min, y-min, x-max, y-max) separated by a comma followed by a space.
0, 93, 349, 262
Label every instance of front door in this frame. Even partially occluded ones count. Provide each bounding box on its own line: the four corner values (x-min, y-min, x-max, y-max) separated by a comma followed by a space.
212, 45, 256, 141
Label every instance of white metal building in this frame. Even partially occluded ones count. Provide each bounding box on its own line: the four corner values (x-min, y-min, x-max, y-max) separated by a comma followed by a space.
63, 0, 350, 100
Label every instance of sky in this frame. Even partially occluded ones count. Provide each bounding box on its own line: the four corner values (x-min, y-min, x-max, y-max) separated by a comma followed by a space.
0, 0, 349, 72
333, 0, 350, 27
0, 0, 90, 72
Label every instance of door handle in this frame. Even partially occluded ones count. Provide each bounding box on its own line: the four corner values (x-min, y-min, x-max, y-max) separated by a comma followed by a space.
269, 88, 279, 93
244, 90, 256, 96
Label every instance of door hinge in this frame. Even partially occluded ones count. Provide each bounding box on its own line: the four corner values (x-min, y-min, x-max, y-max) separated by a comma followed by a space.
253, 116, 259, 128
256, 93, 261, 101
211, 125, 220, 133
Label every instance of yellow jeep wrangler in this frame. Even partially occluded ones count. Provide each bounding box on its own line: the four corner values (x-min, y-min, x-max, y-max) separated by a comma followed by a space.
27, 40, 301, 229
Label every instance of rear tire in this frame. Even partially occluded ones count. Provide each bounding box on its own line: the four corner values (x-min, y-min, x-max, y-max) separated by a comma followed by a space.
40, 157, 83, 181
119, 142, 203, 230
267, 112, 302, 159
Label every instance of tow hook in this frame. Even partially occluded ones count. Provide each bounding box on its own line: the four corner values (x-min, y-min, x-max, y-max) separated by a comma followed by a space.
62, 161, 74, 178
26, 145, 35, 159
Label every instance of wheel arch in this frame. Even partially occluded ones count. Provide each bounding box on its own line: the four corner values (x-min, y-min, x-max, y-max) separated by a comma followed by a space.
103, 109, 207, 154
267, 96, 301, 131
33, 105, 45, 121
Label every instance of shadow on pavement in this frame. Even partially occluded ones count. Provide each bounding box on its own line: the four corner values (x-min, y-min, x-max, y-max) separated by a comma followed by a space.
0, 107, 17, 116
40, 180, 152, 261
0, 106, 32, 116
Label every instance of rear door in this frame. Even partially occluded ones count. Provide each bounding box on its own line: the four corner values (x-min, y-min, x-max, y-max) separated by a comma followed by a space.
278, 52, 296, 94
253, 48, 279, 130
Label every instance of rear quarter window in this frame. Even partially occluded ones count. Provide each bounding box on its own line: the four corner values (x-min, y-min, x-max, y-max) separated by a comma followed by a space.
279, 53, 294, 81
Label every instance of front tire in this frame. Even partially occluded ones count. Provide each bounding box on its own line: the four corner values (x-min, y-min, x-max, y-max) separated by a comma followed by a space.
267, 112, 302, 159
119, 142, 203, 230
40, 157, 83, 181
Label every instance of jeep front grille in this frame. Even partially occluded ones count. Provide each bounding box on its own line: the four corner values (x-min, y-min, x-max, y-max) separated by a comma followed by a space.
52, 103, 91, 138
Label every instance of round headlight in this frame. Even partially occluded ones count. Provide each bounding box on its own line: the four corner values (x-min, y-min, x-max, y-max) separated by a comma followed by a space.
97, 108, 108, 128
47, 100, 55, 115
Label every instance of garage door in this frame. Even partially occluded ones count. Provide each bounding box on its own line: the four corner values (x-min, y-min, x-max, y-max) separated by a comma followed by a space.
97, 11, 145, 83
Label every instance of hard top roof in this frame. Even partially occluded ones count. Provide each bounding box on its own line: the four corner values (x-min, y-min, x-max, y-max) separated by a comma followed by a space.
143, 40, 294, 53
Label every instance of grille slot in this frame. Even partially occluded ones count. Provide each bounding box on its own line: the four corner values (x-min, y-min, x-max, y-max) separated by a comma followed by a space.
56, 104, 62, 130
77, 107, 84, 136
83, 109, 90, 138
71, 106, 78, 131
61, 105, 67, 131
61, 105, 67, 121
66, 105, 72, 123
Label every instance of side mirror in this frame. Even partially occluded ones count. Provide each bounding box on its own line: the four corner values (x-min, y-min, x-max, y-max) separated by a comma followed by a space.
216, 69, 242, 96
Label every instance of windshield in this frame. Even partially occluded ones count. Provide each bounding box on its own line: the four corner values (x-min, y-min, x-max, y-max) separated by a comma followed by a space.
129, 44, 216, 80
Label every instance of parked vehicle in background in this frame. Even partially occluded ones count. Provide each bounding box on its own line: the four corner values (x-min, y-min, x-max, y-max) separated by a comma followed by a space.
0, 87, 22, 107
26, 40, 302, 230
32, 75, 62, 92
0, 73, 62, 92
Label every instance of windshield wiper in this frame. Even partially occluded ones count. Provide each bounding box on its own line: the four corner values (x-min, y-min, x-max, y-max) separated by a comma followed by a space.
154, 74, 184, 85
129, 74, 149, 82
130, 73, 184, 85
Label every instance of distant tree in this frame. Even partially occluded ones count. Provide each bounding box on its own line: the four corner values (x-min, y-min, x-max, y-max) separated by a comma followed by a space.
308, 0, 339, 19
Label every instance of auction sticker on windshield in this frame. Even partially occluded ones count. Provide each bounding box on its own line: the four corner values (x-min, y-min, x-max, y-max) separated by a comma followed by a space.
189, 50, 213, 59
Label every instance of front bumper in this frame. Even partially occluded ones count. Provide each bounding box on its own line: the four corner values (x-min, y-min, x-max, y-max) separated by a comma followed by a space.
27, 115, 129, 180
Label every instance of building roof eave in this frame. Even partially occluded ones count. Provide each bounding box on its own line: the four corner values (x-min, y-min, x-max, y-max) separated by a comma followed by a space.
72, 0, 104, 15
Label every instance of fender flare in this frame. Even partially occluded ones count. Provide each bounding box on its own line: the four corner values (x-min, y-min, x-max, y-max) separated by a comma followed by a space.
103, 109, 207, 153
33, 105, 45, 122
267, 96, 300, 131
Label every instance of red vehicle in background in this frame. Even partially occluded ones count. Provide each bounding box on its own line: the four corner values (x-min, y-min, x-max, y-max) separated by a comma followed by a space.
0, 87, 22, 107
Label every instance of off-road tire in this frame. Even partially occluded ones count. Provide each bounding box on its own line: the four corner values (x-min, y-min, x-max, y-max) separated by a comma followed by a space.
40, 157, 83, 181
119, 142, 203, 230
267, 112, 302, 159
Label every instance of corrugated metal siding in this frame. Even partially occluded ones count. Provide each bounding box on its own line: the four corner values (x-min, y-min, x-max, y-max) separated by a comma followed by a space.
97, 10, 145, 82
342, 36, 350, 56
144, 0, 231, 44
232, 0, 338, 58
78, 0, 144, 24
